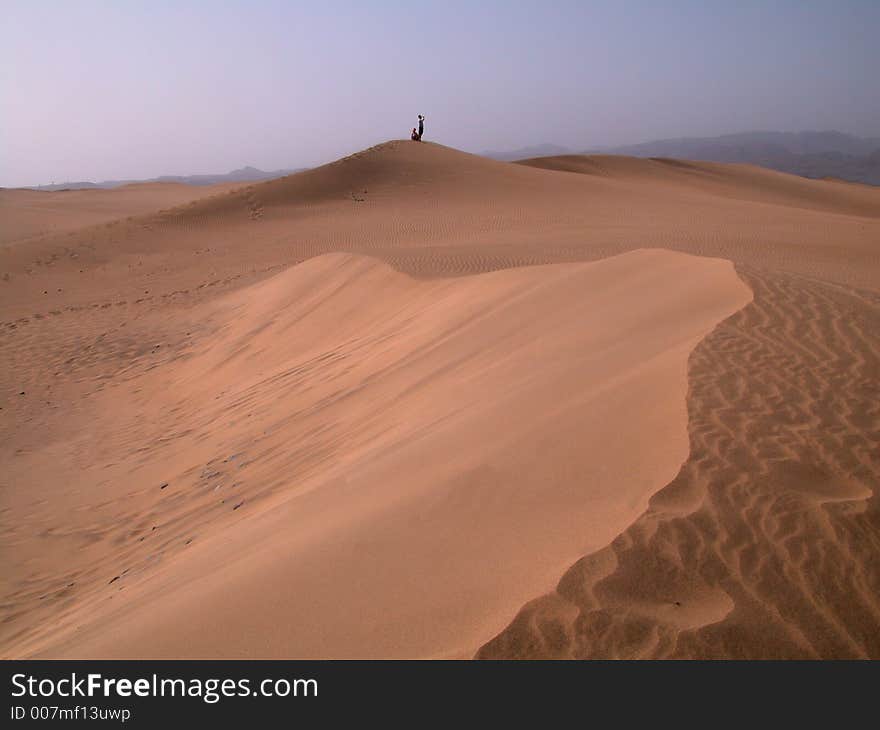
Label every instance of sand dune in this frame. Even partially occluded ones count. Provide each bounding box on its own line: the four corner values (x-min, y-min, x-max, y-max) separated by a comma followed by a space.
480, 268, 880, 658
0, 182, 246, 247
1, 142, 878, 658
5, 250, 747, 658
516, 154, 880, 218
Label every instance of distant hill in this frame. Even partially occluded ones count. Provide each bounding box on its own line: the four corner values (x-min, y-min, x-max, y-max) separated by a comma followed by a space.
27, 165, 306, 191
482, 143, 572, 162
485, 131, 880, 186
590, 131, 880, 186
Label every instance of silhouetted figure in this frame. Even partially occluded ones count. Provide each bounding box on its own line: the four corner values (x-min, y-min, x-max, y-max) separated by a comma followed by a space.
418, 114, 425, 140
411, 127, 420, 141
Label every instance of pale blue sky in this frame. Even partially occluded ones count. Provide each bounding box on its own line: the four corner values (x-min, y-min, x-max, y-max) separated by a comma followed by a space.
2, 0, 878, 186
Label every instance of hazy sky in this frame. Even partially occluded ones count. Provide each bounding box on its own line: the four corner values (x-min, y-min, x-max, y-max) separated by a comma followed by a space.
3, 0, 878, 186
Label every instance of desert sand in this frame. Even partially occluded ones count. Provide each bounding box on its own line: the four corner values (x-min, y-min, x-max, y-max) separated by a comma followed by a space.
1, 141, 878, 658
0, 182, 246, 247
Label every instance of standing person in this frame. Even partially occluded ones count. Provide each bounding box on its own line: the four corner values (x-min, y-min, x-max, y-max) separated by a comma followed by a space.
418, 114, 425, 140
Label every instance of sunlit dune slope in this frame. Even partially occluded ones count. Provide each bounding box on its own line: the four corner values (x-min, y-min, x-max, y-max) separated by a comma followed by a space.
4, 250, 749, 658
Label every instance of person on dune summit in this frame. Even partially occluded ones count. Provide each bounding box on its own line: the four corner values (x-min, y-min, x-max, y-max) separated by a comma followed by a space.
410, 115, 425, 141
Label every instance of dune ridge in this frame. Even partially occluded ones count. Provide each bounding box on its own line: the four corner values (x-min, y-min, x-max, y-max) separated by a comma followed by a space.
479, 268, 880, 658
2, 141, 879, 658
2, 249, 749, 658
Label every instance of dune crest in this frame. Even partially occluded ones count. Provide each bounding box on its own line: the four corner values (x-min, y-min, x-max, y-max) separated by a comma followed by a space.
4, 249, 749, 658
479, 268, 880, 659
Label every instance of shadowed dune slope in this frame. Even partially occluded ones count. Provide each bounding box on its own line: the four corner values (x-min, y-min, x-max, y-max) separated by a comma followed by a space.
2, 140, 879, 659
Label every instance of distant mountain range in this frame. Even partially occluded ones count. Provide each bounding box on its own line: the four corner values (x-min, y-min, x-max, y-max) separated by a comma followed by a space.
484, 131, 880, 185
26, 165, 305, 191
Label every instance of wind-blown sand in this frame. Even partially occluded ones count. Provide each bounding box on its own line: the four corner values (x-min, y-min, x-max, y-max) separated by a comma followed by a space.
1, 142, 878, 658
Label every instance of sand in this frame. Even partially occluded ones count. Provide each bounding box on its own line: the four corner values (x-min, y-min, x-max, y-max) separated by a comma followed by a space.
0, 182, 246, 247
1, 141, 878, 658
